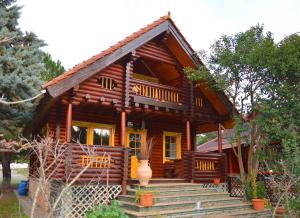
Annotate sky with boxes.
[17,0,300,70]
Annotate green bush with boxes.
[244,180,267,200]
[244,180,253,200]
[86,200,128,218]
[256,181,267,199]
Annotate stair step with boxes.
[123,202,254,218]
[130,179,186,184]
[119,193,234,203]
[128,186,221,195]
[120,199,252,213]
[131,183,209,190]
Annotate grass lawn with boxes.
[0,190,28,218]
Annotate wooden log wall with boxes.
[53,144,130,184]
[183,152,227,183]
[146,119,187,178]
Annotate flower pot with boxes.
[213,178,221,185]
[276,207,285,217]
[137,160,152,186]
[140,193,154,207]
[252,199,265,211]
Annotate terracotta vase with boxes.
[276,207,285,217]
[252,199,265,211]
[140,193,154,207]
[137,160,152,186]
[213,178,221,185]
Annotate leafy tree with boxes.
[185,24,276,183]
[40,53,65,82]
[258,33,300,216]
[0,0,45,186]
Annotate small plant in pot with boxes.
[137,137,154,186]
[213,178,221,185]
[248,176,267,211]
[135,187,155,207]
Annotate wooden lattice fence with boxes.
[227,175,298,202]
[55,183,122,218]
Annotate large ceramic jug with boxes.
[137,160,152,186]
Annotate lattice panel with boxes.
[199,183,228,192]
[59,185,122,218]
[228,176,244,197]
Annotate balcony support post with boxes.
[186,120,191,151]
[66,102,72,143]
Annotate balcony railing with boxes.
[131,78,182,103]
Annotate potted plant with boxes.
[250,178,267,211]
[137,137,154,186]
[135,187,154,207]
[213,178,221,185]
[276,206,286,218]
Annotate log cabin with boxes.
[25,14,237,198]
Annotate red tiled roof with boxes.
[43,14,196,89]
[197,129,249,152]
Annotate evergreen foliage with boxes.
[0,0,45,139]
[40,53,65,82]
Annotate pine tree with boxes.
[41,53,65,82]
[0,0,45,186]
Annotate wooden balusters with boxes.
[132,84,180,103]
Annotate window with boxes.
[98,77,117,90]
[195,97,203,107]
[71,121,115,146]
[163,131,181,163]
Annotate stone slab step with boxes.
[127,187,221,196]
[119,193,236,204]
[123,202,254,218]
[129,178,186,184]
[131,183,209,190]
[120,199,252,213]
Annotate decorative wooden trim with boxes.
[162,131,182,163]
[124,57,133,108]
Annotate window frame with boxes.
[163,131,182,163]
[72,121,115,146]
[126,128,147,156]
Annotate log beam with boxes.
[120,111,126,147]
[66,103,72,142]
[186,120,191,151]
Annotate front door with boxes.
[126,129,147,178]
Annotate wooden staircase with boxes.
[118,183,272,218]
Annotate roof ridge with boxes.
[42,14,171,89]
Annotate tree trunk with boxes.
[1,152,12,188]
[236,139,246,183]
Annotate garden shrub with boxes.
[86,200,128,218]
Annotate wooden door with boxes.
[126,129,147,179]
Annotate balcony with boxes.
[130,78,187,111]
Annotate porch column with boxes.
[120,111,126,147]
[218,123,222,153]
[186,120,191,151]
[66,103,72,143]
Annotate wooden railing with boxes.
[183,151,227,183]
[131,78,183,103]
[53,143,131,186]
